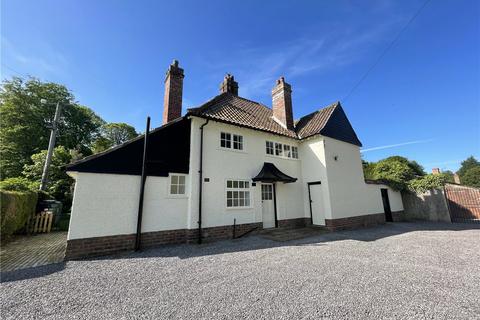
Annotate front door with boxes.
[381,188,393,222]
[308,182,326,226]
[261,184,275,228]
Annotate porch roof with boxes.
[252,162,297,184]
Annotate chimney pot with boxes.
[220,73,238,95]
[432,168,441,175]
[162,59,184,124]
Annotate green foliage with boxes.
[0,77,104,179]
[457,156,480,179]
[23,146,74,209]
[442,170,455,183]
[56,214,71,231]
[461,167,480,188]
[92,123,138,153]
[408,174,449,193]
[371,157,416,191]
[362,160,376,180]
[1,190,38,240]
[0,177,37,192]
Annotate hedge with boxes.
[1,190,38,240]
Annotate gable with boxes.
[319,105,362,147]
[67,118,191,176]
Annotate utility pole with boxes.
[40,101,62,191]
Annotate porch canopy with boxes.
[252,162,297,184]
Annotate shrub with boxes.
[1,190,38,240]
[0,177,37,192]
[56,214,70,231]
[407,174,448,193]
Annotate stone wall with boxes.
[401,189,451,222]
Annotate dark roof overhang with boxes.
[252,162,297,183]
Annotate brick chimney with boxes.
[220,74,238,95]
[271,77,294,129]
[432,168,441,175]
[453,173,461,184]
[162,60,184,124]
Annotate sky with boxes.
[1,0,479,173]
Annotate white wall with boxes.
[188,117,305,229]
[68,172,189,240]
[322,137,403,218]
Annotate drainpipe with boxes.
[135,116,150,251]
[198,119,209,244]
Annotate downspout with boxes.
[198,119,209,244]
[135,116,151,251]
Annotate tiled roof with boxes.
[187,92,362,146]
[187,93,297,138]
[295,102,338,139]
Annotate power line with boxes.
[1,63,25,76]
[342,0,432,102]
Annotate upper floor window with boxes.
[169,174,186,195]
[221,132,243,150]
[266,140,299,159]
[266,141,274,155]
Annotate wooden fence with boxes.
[27,211,54,234]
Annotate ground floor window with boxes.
[169,174,186,195]
[226,180,251,208]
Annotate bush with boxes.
[1,190,38,240]
[56,214,70,231]
[0,177,37,192]
[408,174,448,193]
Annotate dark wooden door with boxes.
[381,189,393,222]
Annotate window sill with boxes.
[265,154,300,161]
[218,147,247,154]
[226,206,254,210]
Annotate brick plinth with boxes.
[391,210,404,222]
[278,217,311,228]
[65,222,262,260]
[325,213,386,231]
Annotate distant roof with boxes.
[187,92,362,146]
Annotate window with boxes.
[266,140,299,160]
[233,134,243,150]
[226,180,251,208]
[220,132,231,148]
[220,132,243,150]
[169,175,186,195]
[292,146,298,159]
[261,184,273,200]
[275,143,283,156]
[266,141,274,155]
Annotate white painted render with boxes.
[67,116,403,241]
[67,172,188,240]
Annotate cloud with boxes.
[361,139,433,152]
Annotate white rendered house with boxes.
[65,61,403,259]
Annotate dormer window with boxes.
[220,132,243,150]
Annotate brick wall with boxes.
[278,217,311,228]
[65,222,261,260]
[444,184,480,222]
[325,213,386,231]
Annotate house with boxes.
[65,60,404,259]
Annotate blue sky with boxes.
[1,0,479,172]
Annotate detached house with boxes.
[65,60,403,259]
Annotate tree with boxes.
[0,77,104,179]
[457,156,480,179]
[92,123,138,153]
[362,160,376,180]
[22,146,74,208]
[461,167,480,188]
[371,157,415,191]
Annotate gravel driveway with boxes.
[1,222,479,319]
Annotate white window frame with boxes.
[266,141,274,155]
[168,174,187,197]
[220,132,244,151]
[267,140,299,160]
[225,179,252,209]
